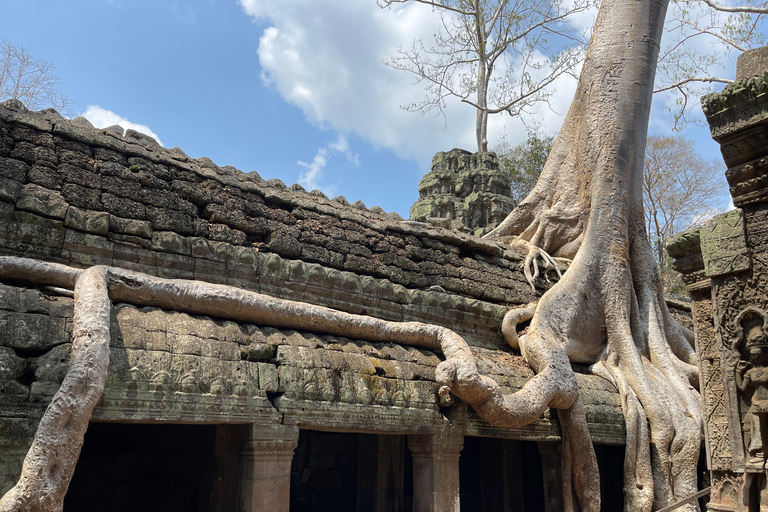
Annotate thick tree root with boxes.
[0,256,588,511]
[0,266,110,512]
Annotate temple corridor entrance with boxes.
[65,423,218,512]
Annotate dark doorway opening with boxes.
[460,436,546,511]
[290,430,360,512]
[594,443,626,511]
[64,422,217,512]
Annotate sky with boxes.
[0,0,755,218]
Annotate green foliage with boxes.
[495,131,554,207]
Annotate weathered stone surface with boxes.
[699,209,751,277]
[0,346,25,380]
[410,149,514,236]
[64,206,109,235]
[0,177,22,204]
[0,312,67,350]
[737,45,768,80]
[16,184,68,219]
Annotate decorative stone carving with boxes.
[732,308,768,471]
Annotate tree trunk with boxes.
[487,0,702,510]
[0,266,111,512]
[475,0,489,152]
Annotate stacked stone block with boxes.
[409,149,515,236]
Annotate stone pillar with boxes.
[679,43,768,511]
[237,423,299,512]
[357,434,405,512]
[408,430,464,512]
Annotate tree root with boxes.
[0,266,110,512]
[501,302,537,352]
[512,236,568,292]
[0,256,590,511]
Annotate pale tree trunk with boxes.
[475,0,489,152]
[487,0,702,511]
[0,265,110,512]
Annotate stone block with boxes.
[29,381,61,404]
[155,252,195,279]
[0,312,67,350]
[218,321,249,344]
[146,206,194,235]
[31,344,70,383]
[112,243,157,274]
[258,363,279,393]
[0,177,22,204]
[150,231,191,255]
[0,157,29,182]
[16,183,68,219]
[165,311,220,339]
[63,230,114,267]
[219,340,242,361]
[193,258,229,285]
[61,183,101,210]
[64,206,109,235]
[101,192,146,220]
[0,346,25,380]
[0,286,20,312]
[209,223,246,245]
[109,215,153,238]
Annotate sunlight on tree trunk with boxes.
[486,0,702,509]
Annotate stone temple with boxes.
[0,100,628,511]
[4,47,768,511]
[409,149,515,236]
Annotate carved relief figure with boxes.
[734,308,768,470]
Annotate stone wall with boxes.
[0,100,547,351]
[0,100,628,502]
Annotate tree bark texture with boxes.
[488,0,702,510]
[0,265,110,512]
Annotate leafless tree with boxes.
[0,40,68,113]
[643,135,725,292]
[378,0,593,151]
[656,0,768,127]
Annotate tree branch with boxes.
[654,76,733,93]
[699,0,768,14]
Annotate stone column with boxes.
[237,423,299,512]
[692,43,768,512]
[408,430,464,512]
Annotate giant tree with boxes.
[484,0,703,510]
[378,0,592,151]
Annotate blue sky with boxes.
[0,0,748,217]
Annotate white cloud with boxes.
[297,134,358,196]
[81,105,163,146]
[239,0,591,170]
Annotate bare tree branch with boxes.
[381,0,591,151]
[699,0,768,14]
[0,40,69,113]
[654,76,733,93]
